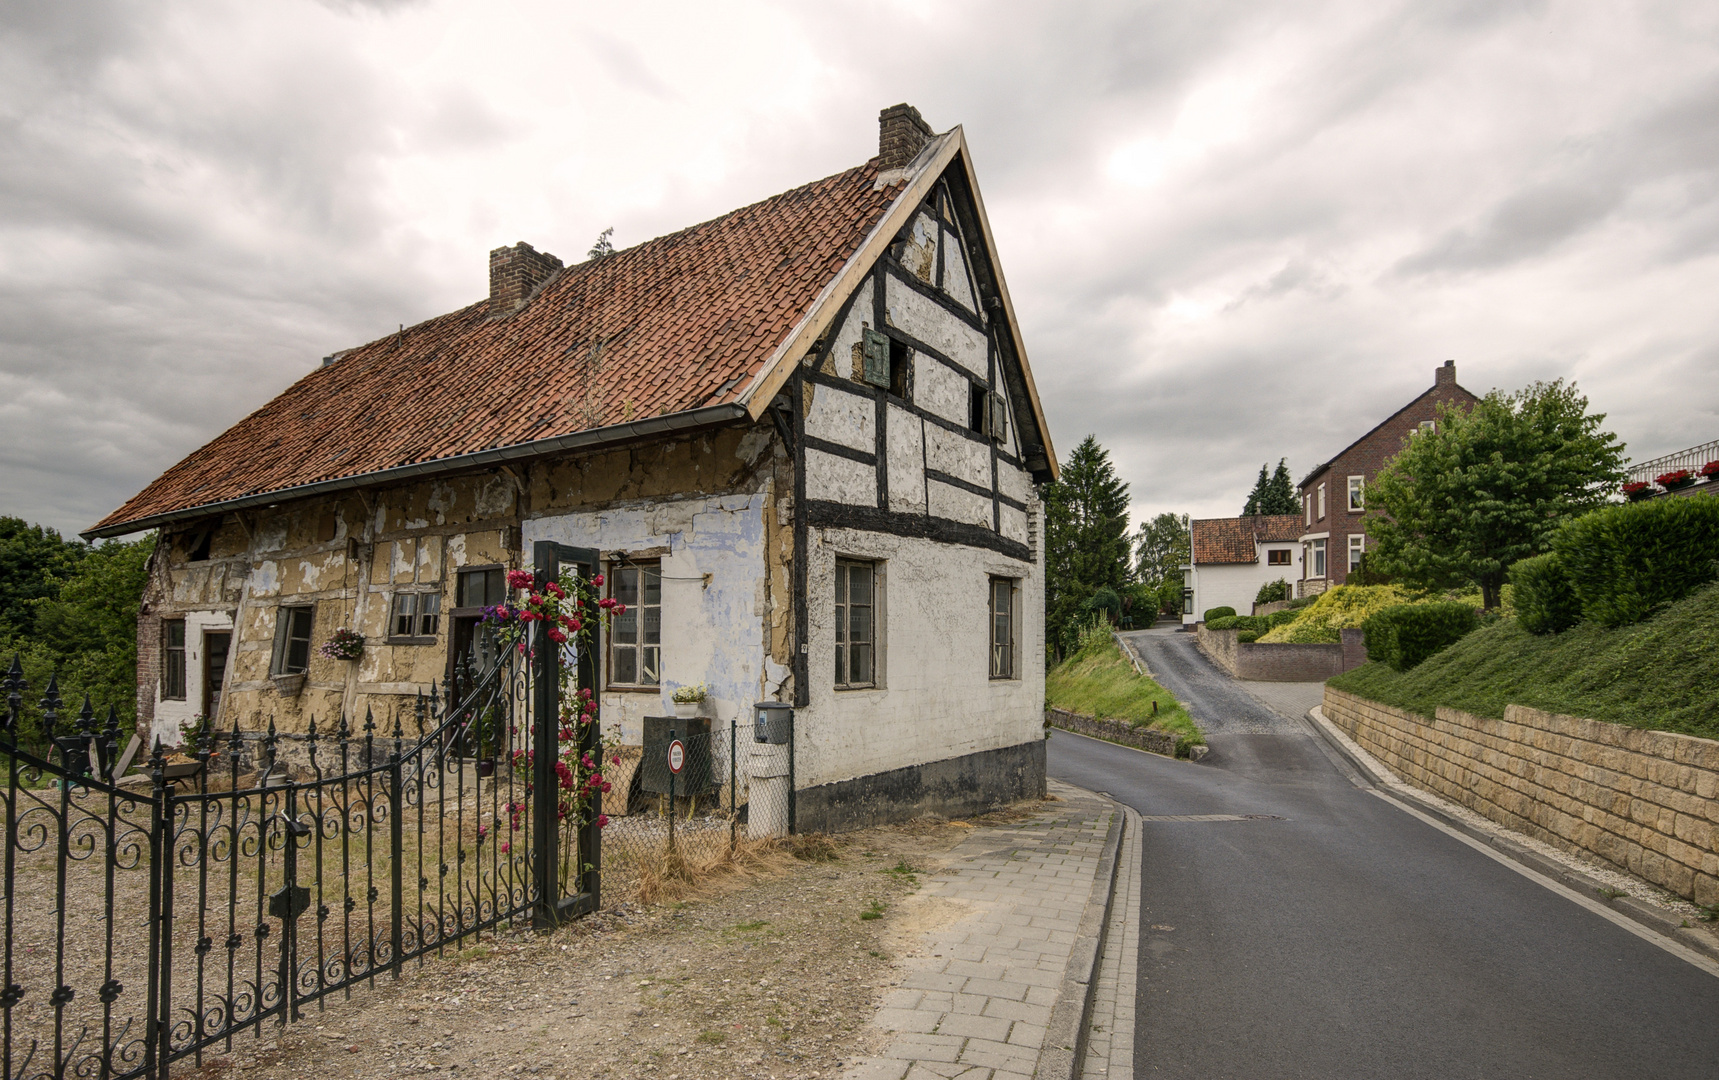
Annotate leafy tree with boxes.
[1043,436,1133,658]
[0,517,86,641]
[1242,459,1298,515]
[1134,512,1190,588]
[1366,380,1624,609]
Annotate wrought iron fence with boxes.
[0,541,601,1080]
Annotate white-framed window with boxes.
[1419,420,1436,433]
[608,562,662,688]
[1317,483,1327,520]
[271,605,314,675]
[1348,534,1365,572]
[1267,549,1292,566]
[989,577,1017,680]
[1310,539,1327,579]
[1347,475,1364,513]
[390,592,442,640]
[835,559,877,689]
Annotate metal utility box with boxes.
[754,701,793,745]
[640,715,712,796]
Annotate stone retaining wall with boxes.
[1323,686,1719,906]
[1196,624,1367,682]
[1045,708,1178,756]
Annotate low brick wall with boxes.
[1045,708,1178,756]
[1196,624,1367,682]
[1323,686,1719,906]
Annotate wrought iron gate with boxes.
[0,542,600,1080]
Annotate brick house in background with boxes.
[1180,515,1302,627]
[88,104,1059,832]
[1296,361,1479,595]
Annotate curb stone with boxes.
[1034,793,1126,1080]
[1305,706,1719,966]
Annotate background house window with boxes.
[391,592,442,640]
[1419,420,1436,433]
[271,606,314,675]
[1304,494,1312,526]
[1347,476,1365,512]
[989,577,1016,679]
[1349,534,1366,572]
[162,621,186,699]
[835,560,876,689]
[1267,549,1292,566]
[456,567,505,609]
[1317,483,1327,520]
[609,563,662,687]
[1311,539,1327,578]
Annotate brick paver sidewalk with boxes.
[843,781,1123,1080]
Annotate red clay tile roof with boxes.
[94,161,905,534]
[1191,515,1302,564]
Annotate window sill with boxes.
[834,684,880,693]
[988,676,1019,682]
[387,637,439,646]
[605,685,662,694]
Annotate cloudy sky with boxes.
[3,0,1717,539]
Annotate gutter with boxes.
[82,403,751,541]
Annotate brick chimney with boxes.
[488,242,563,317]
[1435,359,1456,387]
[878,103,934,170]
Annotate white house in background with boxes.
[94,103,1057,833]
[1181,515,1303,626]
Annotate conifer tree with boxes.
[1043,435,1133,657]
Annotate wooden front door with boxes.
[202,630,231,723]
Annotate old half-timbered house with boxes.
[87,104,1057,832]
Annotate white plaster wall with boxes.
[806,447,878,506]
[151,610,236,747]
[524,491,769,747]
[928,481,993,528]
[799,526,1043,789]
[885,276,986,378]
[914,354,969,429]
[924,424,992,488]
[827,278,874,376]
[998,454,1033,508]
[886,406,927,514]
[999,503,1028,546]
[804,381,873,452]
[942,234,976,312]
[899,211,939,283]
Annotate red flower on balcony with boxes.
[1701,460,1719,479]
[1656,469,1695,488]
[1622,481,1650,500]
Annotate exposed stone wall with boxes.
[1323,686,1719,906]
[1196,624,1365,682]
[1044,708,1177,756]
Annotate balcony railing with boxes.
[1627,438,1719,486]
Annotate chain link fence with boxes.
[600,718,795,902]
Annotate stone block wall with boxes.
[1323,686,1719,906]
[1045,708,1177,756]
[1196,625,1366,682]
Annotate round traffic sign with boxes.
[667,739,685,775]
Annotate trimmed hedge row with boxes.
[1363,602,1480,671]
[1207,610,1300,639]
[1203,606,1237,623]
[1509,495,1719,633]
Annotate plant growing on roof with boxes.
[318,627,364,661]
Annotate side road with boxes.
[845,780,1126,1080]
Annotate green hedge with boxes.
[1363,602,1481,671]
[1554,496,1719,628]
[1206,615,1239,630]
[1203,606,1236,623]
[1511,552,1583,635]
[1255,579,1291,605]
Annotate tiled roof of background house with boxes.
[93,160,904,535]
[1191,515,1302,564]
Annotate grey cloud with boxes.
[1395,178,1625,274]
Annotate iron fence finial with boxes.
[3,653,23,733]
[40,673,62,741]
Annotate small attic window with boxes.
[889,339,911,400]
[186,529,213,562]
[969,383,987,432]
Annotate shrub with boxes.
[1267,609,1300,629]
[1363,602,1480,671]
[1510,553,1582,635]
[1202,605,1236,623]
[1205,615,1240,631]
[1554,496,1719,627]
[1258,585,1415,644]
[1255,578,1291,605]
[1237,630,1262,643]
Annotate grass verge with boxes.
[1046,624,1203,751]
[1327,581,1719,740]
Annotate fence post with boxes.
[729,718,737,853]
[531,541,560,929]
[146,743,170,1079]
[787,719,796,836]
[280,782,299,1024]
[667,728,676,854]
[389,751,403,977]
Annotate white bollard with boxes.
[746,742,792,840]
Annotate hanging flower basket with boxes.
[1622,481,1652,502]
[318,627,365,662]
[1656,469,1696,492]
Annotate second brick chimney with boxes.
[878,104,934,170]
[489,242,563,318]
[1435,359,1456,387]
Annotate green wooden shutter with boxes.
[862,329,891,389]
[988,392,1007,443]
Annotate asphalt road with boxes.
[1048,625,1719,1080]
